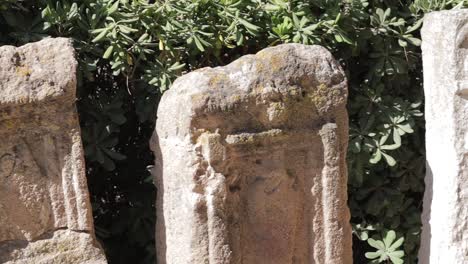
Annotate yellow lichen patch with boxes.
[269,102,284,111]
[16,66,32,77]
[255,61,265,73]
[287,86,301,97]
[330,87,345,104]
[308,83,329,109]
[191,93,208,105]
[2,119,15,129]
[256,52,283,73]
[269,54,283,72]
[35,241,53,254]
[267,102,287,122]
[208,73,229,87]
[55,239,74,253]
[229,94,242,102]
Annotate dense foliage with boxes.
[1,0,466,263]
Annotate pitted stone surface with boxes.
[420,9,468,264]
[152,44,352,264]
[0,38,106,263]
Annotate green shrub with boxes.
[1,0,466,263]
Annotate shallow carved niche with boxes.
[153,44,352,264]
[457,23,468,80]
[0,38,106,263]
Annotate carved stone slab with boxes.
[420,10,468,263]
[152,44,352,264]
[0,38,106,263]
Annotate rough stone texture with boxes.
[152,44,352,264]
[0,38,106,263]
[420,10,468,263]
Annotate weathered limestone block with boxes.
[0,38,106,263]
[152,44,352,264]
[420,10,468,263]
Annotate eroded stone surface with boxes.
[0,230,105,264]
[420,9,468,263]
[0,38,106,263]
[152,44,352,264]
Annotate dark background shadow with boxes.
[151,132,166,264]
[418,163,432,263]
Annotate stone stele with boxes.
[419,10,468,263]
[152,44,352,264]
[0,38,106,263]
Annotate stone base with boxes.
[0,230,106,264]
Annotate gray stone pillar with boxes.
[152,44,352,264]
[420,10,468,263]
[0,38,106,263]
